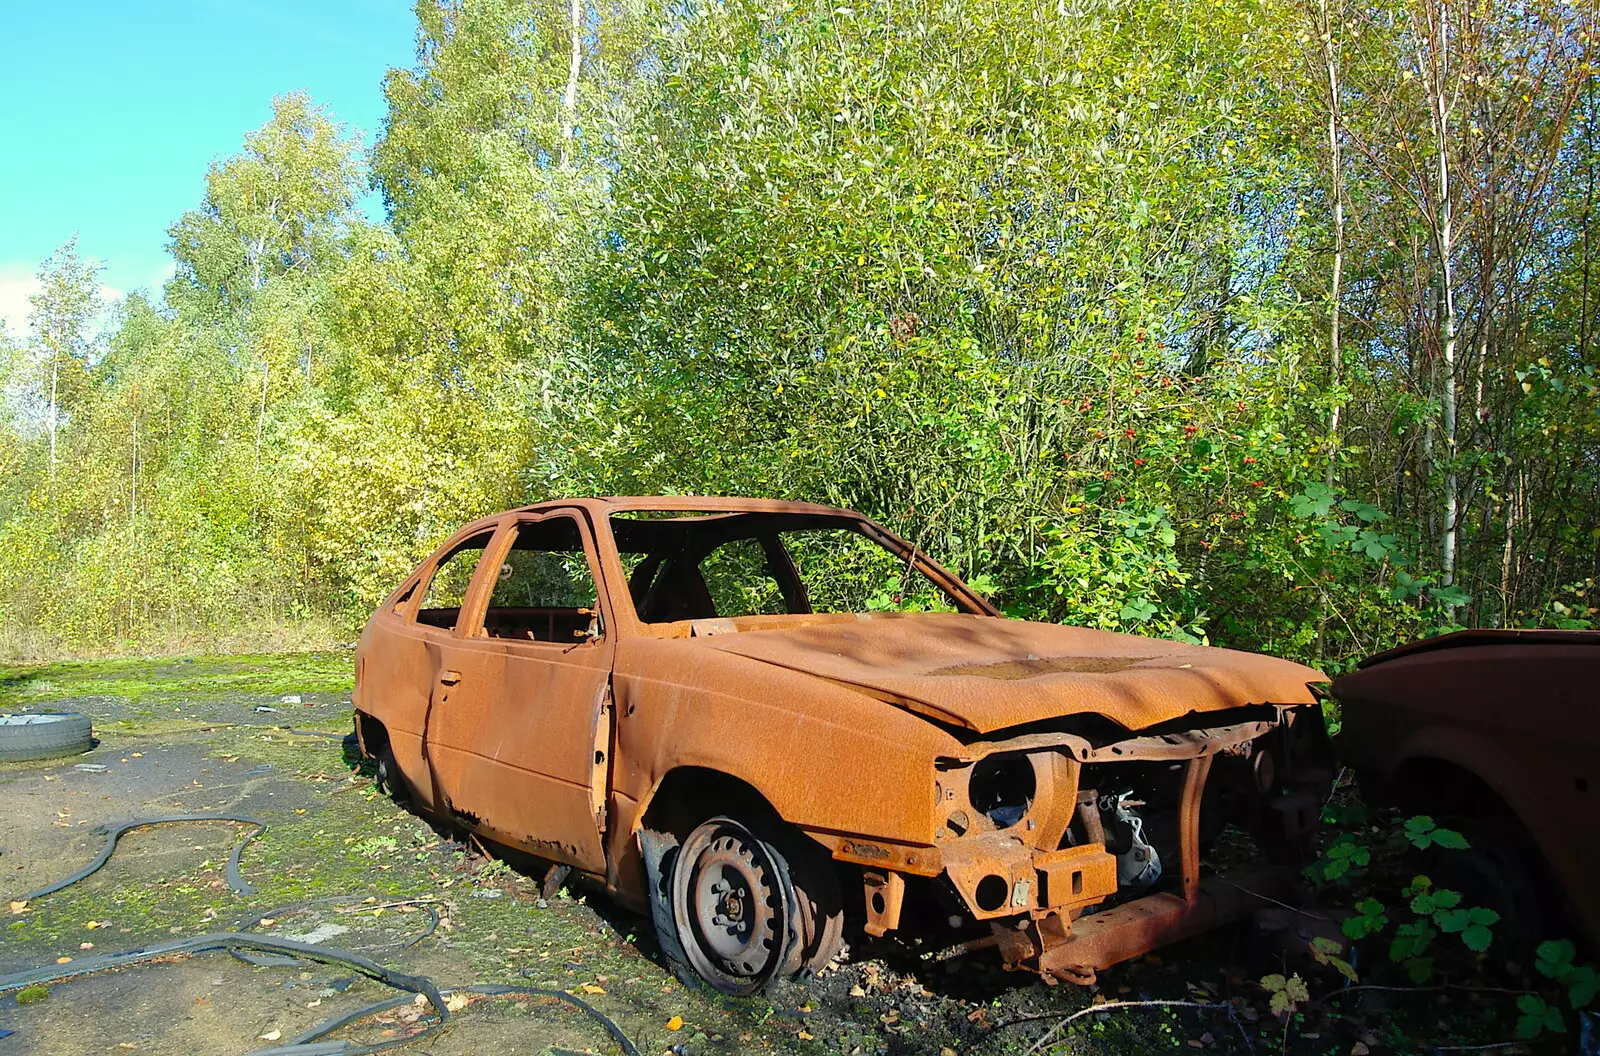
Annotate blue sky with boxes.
[0,0,418,336]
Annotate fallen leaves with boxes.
[9,901,27,915]
[578,983,606,995]
[666,1016,684,1031]
[258,1030,282,1042]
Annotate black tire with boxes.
[0,713,94,762]
[771,830,845,978]
[374,742,409,802]
[1417,812,1566,968]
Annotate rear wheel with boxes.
[1418,812,1563,967]
[373,742,408,802]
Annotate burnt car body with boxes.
[353,497,1332,992]
[1333,629,1600,951]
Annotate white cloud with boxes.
[0,260,171,343]
[0,266,40,342]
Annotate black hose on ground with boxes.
[246,983,642,1056]
[20,813,266,900]
[0,933,640,1056]
[0,932,446,1026]
[7,768,639,1053]
[478,984,641,1056]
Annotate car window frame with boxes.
[478,509,615,649]
[406,518,512,638]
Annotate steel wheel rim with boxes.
[672,818,792,993]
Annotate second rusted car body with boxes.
[1333,629,1600,952]
[354,497,1332,991]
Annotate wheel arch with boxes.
[637,765,787,840]
[1375,728,1592,941]
[354,710,389,760]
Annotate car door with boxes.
[411,521,512,825]
[421,510,617,874]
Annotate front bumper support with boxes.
[1032,865,1292,983]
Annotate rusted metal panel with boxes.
[862,871,906,937]
[1036,845,1120,911]
[354,496,1333,986]
[1333,629,1600,950]
[693,617,1322,734]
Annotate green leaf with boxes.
[1567,966,1599,1009]
[1461,924,1494,952]
[1536,940,1577,978]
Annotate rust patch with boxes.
[932,655,1157,679]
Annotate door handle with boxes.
[439,669,462,686]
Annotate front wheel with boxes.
[664,816,843,994]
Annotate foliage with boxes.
[1303,804,1600,1041]
[0,0,1596,656]
[1311,814,1498,982]
[1516,941,1600,1039]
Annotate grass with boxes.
[0,650,354,710]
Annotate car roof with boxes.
[1354,627,1600,669]
[516,496,867,518]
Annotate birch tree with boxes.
[27,237,100,487]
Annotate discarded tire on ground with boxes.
[0,713,93,762]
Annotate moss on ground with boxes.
[0,650,353,710]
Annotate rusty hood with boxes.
[691,613,1323,734]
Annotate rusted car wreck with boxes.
[1334,629,1600,953]
[353,498,1332,992]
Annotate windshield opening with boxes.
[607,512,974,623]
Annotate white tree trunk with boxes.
[48,357,59,485]
[1421,0,1460,587]
[1320,0,1345,486]
[563,0,583,167]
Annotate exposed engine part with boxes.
[1101,791,1162,888]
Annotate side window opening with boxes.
[417,532,494,631]
[390,580,418,617]
[610,512,965,624]
[484,517,602,643]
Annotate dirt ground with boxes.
[0,653,1523,1055]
